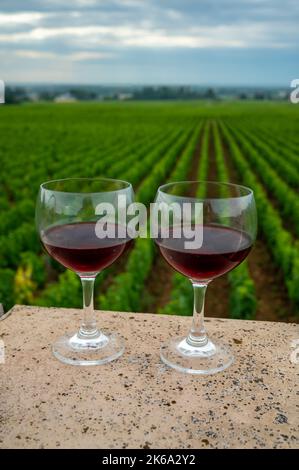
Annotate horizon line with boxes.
[6,81,289,89]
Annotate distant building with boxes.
[117,93,133,101]
[54,92,77,103]
[276,90,288,100]
[27,92,39,102]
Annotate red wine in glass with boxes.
[154,180,257,375]
[157,224,252,281]
[42,222,129,274]
[36,177,134,367]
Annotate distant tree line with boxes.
[132,86,218,100]
[2,85,289,104]
[4,87,29,104]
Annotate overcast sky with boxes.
[0,0,298,86]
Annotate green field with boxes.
[0,101,298,322]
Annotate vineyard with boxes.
[0,101,298,322]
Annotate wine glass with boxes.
[36,178,134,366]
[154,181,257,375]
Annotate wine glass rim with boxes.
[40,177,132,194]
[158,180,253,199]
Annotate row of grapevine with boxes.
[98,122,202,312]
[253,128,299,172]
[89,127,172,180]
[212,120,257,320]
[230,122,299,189]
[159,121,210,315]
[0,116,161,202]
[196,120,210,197]
[135,123,197,206]
[227,124,299,237]
[220,122,299,308]
[2,119,171,221]
[237,121,299,171]
[0,129,167,238]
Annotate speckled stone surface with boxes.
[0,305,298,449]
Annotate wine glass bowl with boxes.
[154,181,257,375]
[36,177,134,366]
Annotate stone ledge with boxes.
[0,305,298,449]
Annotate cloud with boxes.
[0,22,296,49]
[11,49,115,61]
[0,12,49,26]
[0,1,297,50]
[0,0,298,84]
[69,51,116,61]
[13,49,57,59]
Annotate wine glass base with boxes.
[52,330,125,366]
[160,335,234,375]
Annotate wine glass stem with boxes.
[187,281,209,347]
[78,276,99,339]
